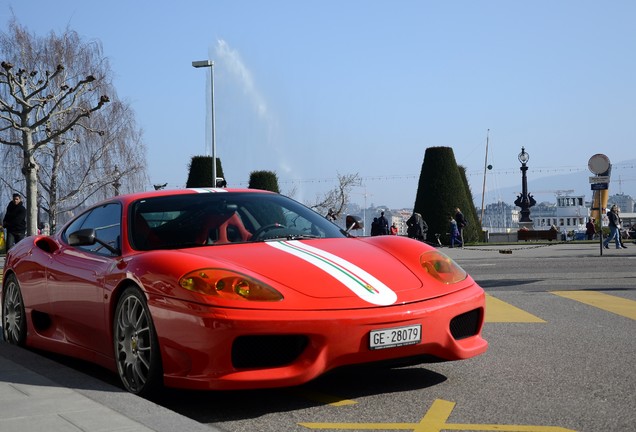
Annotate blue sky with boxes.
[2,1,635,209]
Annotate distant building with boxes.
[608,193,635,213]
[531,195,588,232]
[479,201,519,233]
[478,193,589,233]
[347,193,633,237]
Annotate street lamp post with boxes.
[112,165,121,196]
[192,59,217,186]
[514,146,535,229]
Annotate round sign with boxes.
[588,154,610,175]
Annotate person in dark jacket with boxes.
[449,215,462,248]
[585,218,596,240]
[370,218,380,236]
[377,211,389,235]
[603,205,623,249]
[454,207,467,247]
[2,193,27,250]
[406,212,428,241]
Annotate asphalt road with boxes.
[5,241,636,432]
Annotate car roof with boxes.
[109,187,274,205]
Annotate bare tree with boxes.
[0,19,146,234]
[38,99,147,232]
[310,173,361,219]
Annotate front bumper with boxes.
[148,283,487,390]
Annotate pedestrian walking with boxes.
[454,208,467,247]
[603,205,623,249]
[449,215,462,248]
[585,218,596,240]
[617,208,628,249]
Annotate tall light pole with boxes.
[192,59,217,186]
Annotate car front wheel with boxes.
[2,274,27,345]
[113,286,162,396]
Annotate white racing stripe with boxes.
[267,240,398,306]
[191,188,228,193]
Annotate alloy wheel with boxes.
[114,288,160,395]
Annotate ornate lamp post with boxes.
[514,146,535,228]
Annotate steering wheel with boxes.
[251,223,287,241]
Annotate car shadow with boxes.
[1,335,448,424]
[150,365,448,423]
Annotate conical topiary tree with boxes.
[185,156,225,188]
[248,170,280,193]
[248,170,283,226]
[412,147,480,245]
[457,165,482,242]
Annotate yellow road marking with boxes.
[551,290,636,320]
[417,399,454,431]
[299,398,576,431]
[485,294,545,323]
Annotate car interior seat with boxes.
[133,214,163,250]
[198,212,252,244]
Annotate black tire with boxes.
[2,274,27,345]
[113,286,162,396]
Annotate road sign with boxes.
[591,183,609,190]
[588,154,611,175]
[589,176,610,183]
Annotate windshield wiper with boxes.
[257,234,320,242]
[286,234,320,240]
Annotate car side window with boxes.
[63,212,90,241]
[67,203,122,256]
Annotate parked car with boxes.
[2,188,487,395]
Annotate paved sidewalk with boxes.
[0,342,219,432]
[1,256,219,432]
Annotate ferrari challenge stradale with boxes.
[2,188,487,396]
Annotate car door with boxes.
[46,202,122,357]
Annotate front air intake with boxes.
[450,308,482,340]
[232,335,309,369]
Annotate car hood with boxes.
[174,237,474,309]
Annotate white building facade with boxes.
[531,195,589,232]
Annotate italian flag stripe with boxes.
[267,240,397,306]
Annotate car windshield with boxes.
[129,192,347,250]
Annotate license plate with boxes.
[369,324,421,350]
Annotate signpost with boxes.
[588,154,611,256]
[589,176,610,184]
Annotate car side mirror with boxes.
[68,228,120,255]
[68,228,97,246]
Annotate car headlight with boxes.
[180,269,283,301]
[419,250,467,284]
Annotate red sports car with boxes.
[2,188,487,396]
